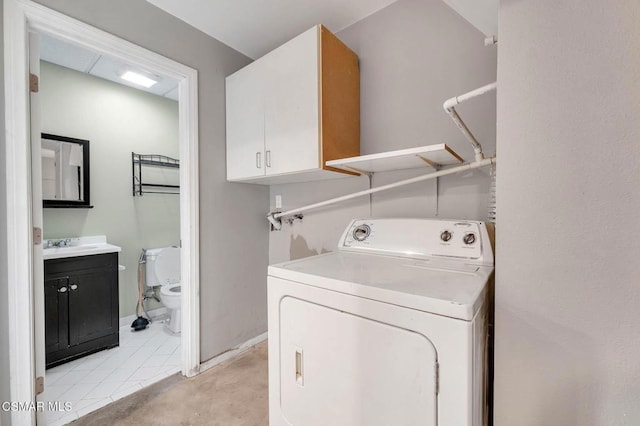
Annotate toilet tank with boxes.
[144,248,163,287]
[145,246,180,287]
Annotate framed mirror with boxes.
[41,133,92,208]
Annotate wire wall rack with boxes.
[132,152,180,196]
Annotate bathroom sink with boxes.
[43,236,121,260]
[56,245,99,251]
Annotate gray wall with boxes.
[270,0,497,262]
[0,2,9,423]
[28,0,269,362]
[41,61,180,318]
[495,0,640,424]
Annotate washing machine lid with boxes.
[155,247,181,285]
[268,251,493,321]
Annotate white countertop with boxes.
[43,235,121,260]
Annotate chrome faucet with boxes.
[46,238,72,248]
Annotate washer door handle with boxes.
[295,347,304,386]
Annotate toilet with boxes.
[145,246,181,333]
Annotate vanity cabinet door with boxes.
[68,268,118,346]
[44,276,69,354]
[44,252,119,368]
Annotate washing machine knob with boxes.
[440,230,452,242]
[353,224,371,241]
[463,233,476,245]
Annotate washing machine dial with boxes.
[463,233,476,245]
[440,230,452,242]
[352,224,371,242]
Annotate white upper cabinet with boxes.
[225,25,360,185]
[226,60,266,180]
[262,28,319,176]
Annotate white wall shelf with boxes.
[325,144,464,175]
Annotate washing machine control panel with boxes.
[339,218,492,264]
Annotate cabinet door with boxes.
[264,26,320,175]
[226,60,266,180]
[68,268,118,346]
[45,277,69,354]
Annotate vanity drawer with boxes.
[45,252,117,275]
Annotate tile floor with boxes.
[42,321,181,426]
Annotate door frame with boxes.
[4,0,201,423]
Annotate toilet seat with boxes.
[160,284,181,296]
[150,246,182,333]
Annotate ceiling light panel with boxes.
[90,56,178,98]
[121,71,158,88]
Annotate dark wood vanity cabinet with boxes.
[45,252,119,368]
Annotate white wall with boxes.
[40,61,180,318]
[28,0,269,364]
[270,0,497,262]
[495,0,640,424]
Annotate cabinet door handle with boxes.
[266,150,271,168]
[256,152,261,169]
[70,284,78,291]
[58,286,68,293]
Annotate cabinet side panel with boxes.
[320,26,360,173]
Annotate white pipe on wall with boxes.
[484,36,498,46]
[271,157,496,221]
[444,82,497,108]
[443,82,497,162]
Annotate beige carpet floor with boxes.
[72,341,268,426]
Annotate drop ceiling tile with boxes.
[163,86,179,101]
[40,33,179,101]
[40,34,100,73]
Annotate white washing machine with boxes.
[268,218,494,426]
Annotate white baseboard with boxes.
[119,307,168,328]
[199,332,268,373]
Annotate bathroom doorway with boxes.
[4,1,200,424]
[35,32,186,424]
